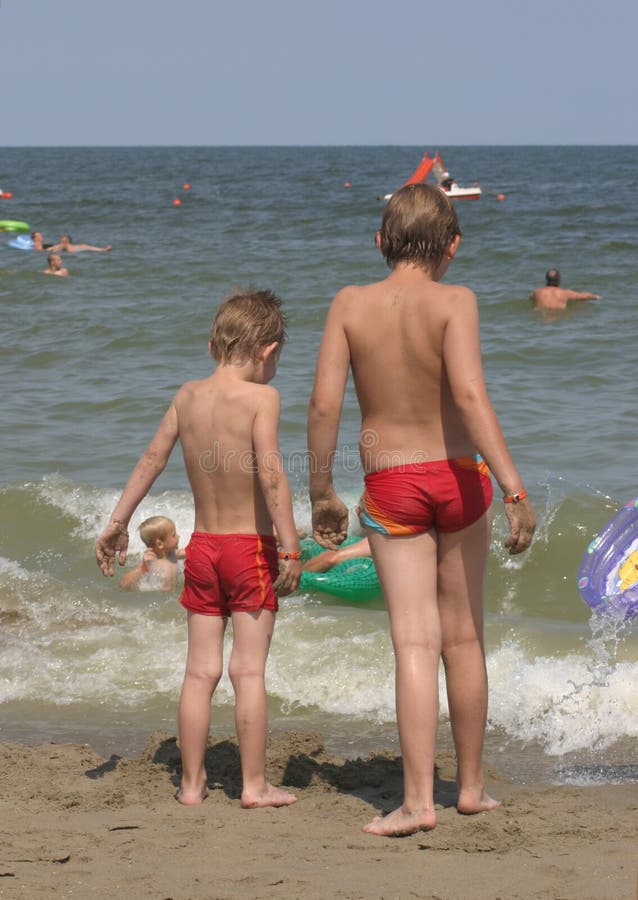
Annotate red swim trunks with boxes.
[179,533,279,617]
[361,456,493,536]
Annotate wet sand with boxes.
[1,731,636,899]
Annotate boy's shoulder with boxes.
[250,382,280,405]
[328,283,377,319]
[174,376,279,415]
[332,278,476,309]
[174,375,206,394]
[436,281,476,303]
[332,282,371,304]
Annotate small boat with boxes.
[382,151,481,201]
[432,152,482,200]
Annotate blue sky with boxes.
[1,0,636,146]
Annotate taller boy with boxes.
[96,288,300,808]
[308,184,535,836]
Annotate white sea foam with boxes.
[3,545,636,759]
[2,477,637,759]
[487,639,638,754]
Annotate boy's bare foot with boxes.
[363,805,436,837]
[241,783,297,809]
[174,784,209,806]
[457,786,501,815]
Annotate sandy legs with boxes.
[363,514,498,836]
[177,609,296,809]
[177,612,226,805]
[228,610,296,808]
[438,514,500,816]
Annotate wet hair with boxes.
[545,268,561,287]
[138,515,175,547]
[210,287,287,365]
[378,183,462,270]
[47,252,59,265]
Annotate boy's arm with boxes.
[253,387,301,596]
[307,291,351,548]
[95,402,179,576]
[442,289,535,555]
[118,562,145,591]
[303,537,371,573]
[119,548,156,590]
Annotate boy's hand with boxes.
[503,499,536,555]
[95,521,129,576]
[311,496,349,549]
[143,548,158,566]
[273,559,302,596]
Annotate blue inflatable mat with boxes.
[8,234,34,250]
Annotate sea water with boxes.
[1,145,636,783]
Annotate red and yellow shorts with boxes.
[361,456,493,536]
[179,532,279,617]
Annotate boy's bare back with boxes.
[173,370,279,535]
[320,265,483,473]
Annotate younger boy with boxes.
[43,253,69,276]
[96,288,301,809]
[118,515,185,592]
[308,184,535,836]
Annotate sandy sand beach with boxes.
[1,731,636,900]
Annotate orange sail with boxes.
[403,152,434,186]
[431,152,448,185]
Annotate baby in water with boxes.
[119,515,185,591]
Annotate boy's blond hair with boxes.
[378,183,462,271]
[138,515,174,547]
[210,287,287,365]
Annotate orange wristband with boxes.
[277,549,302,561]
[503,489,527,504]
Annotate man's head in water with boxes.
[545,268,561,287]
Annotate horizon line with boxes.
[1,142,637,150]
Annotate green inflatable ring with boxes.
[300,536,382,602]
[0,220,30,233]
